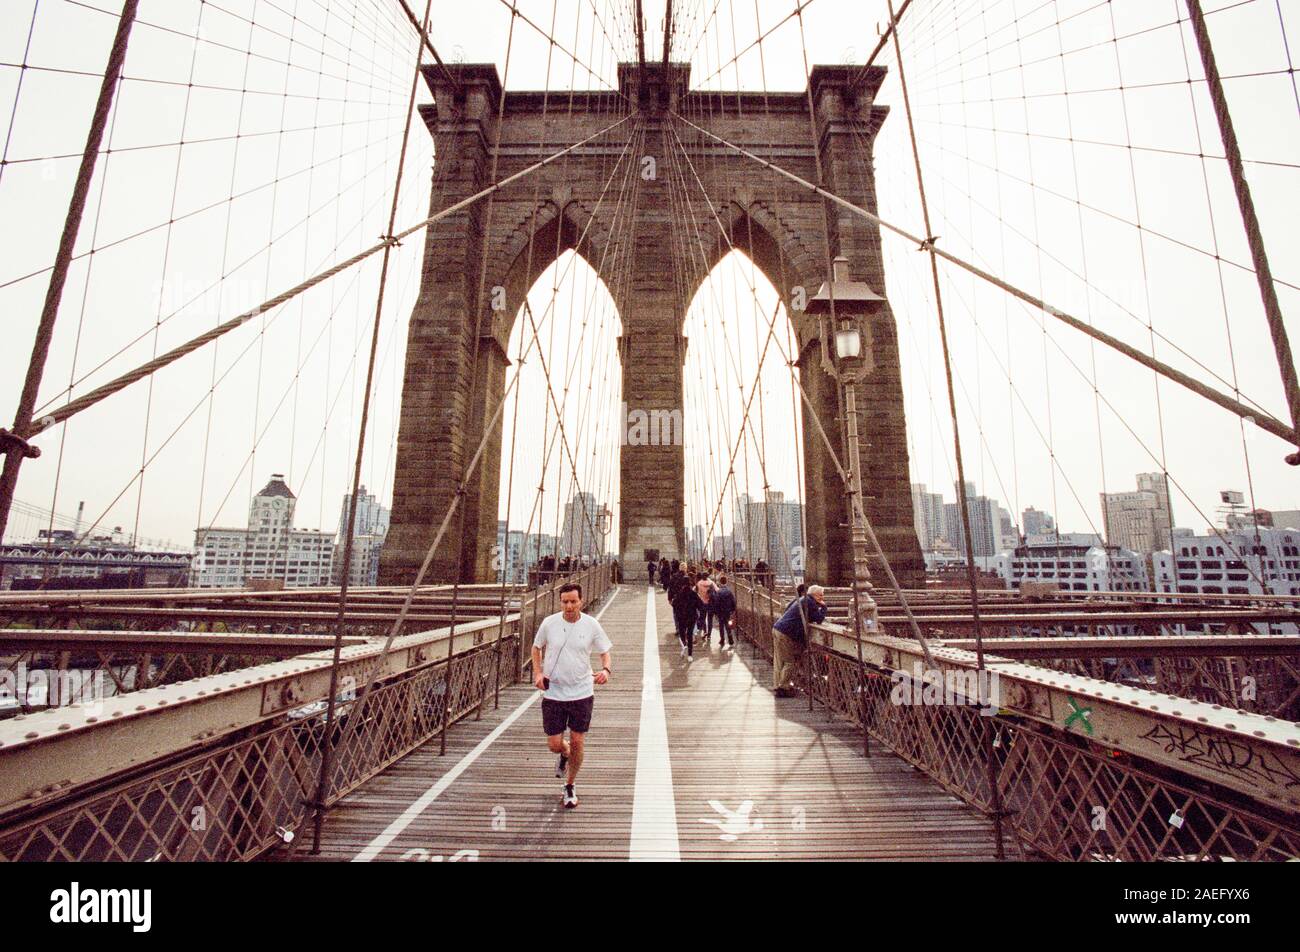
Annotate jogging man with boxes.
[531,582,612,809]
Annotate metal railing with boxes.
[0,567,609,861]
[732,578,1300,861]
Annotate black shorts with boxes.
[541,695,594,736]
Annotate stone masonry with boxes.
[378,62,924,588]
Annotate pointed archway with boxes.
[381,62,922,588]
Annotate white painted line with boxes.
[353,585,621,862]
[629,584,680,861]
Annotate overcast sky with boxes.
[0,0,1295,557]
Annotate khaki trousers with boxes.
[772,628,802,690]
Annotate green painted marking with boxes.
[1064,696,1094,735]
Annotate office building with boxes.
[999,538,1148,593]
[910,483,946,552]
[1150,526,1300,633]
[333,485,390,587]
[560,492,611,559]
[1101,473,1173,554]
[1022,507,1055,538]
[192,475,334,588]
[945,482,998,558]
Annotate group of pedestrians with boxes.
[659,560,737,660]
[648,556,773,590]
[645,557,828,679]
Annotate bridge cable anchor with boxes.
[379,234,402,248]
[917,235,940,252]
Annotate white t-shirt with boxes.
[533,611,613,701]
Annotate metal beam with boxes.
[735,577,1300,810]
[0,606,490,627]
[875,609,1300,627]
[0,612,510,814]
[0,630,368,655]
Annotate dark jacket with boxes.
[671,585,703,624]
[712,585,737,616]
[666,572,689,603]
[773,595,827,642]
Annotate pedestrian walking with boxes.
[712,574,737,650]
[670,572,703,661]
[694,572,717,644]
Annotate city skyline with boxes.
[911,472,1300,562]
[2,2,1296,573]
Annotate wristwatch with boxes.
[602,666,612,675]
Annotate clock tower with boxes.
[249,474,297,533]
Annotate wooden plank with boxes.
[289,586,998,861]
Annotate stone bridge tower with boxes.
[378,61,924,589]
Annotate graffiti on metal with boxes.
[1140,722,1300,791]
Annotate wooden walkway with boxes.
[292,585,999,861]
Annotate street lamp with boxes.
[807,256,882,636]
[834,323,863,361]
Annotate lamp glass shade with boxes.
[834,326,862,360]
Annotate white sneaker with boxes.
[563,784,578,809]
[686,654,694,663]
[680,644,687,658]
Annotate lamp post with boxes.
[808,257,882,625]
[808,257,883,752]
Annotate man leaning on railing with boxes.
[771,584,828,698]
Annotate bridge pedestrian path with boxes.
[294,585,999,861]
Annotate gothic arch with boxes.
[682,201,831,350]
[687,201,820,295]
[380,61,923,588]
[485,198,622,352]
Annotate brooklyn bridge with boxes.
[0,0,1297,867]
